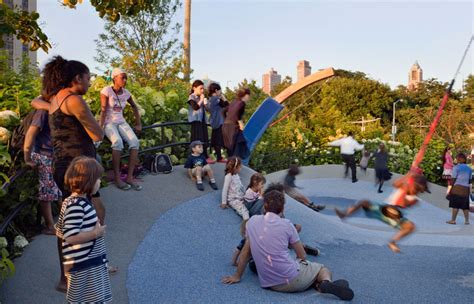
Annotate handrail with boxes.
[0,167,30,236]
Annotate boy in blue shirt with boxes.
[185,140,218,191]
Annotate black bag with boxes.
[145,153,173,174]
[10,110,37,154]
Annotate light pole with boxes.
[392,99,403,142]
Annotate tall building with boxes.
[408,61,423,91]
[297,60,311,81]
[1,0,38,71]
[262,68,281,94]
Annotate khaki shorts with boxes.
[191,164,211,176]
[271,259,323,293]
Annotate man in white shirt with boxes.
[328,131,364,183]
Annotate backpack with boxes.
[10,110,37,155]
[144,153,173,174]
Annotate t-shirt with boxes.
[244,188,261,203]
[452,164,472,187]
[184,154,207,169]
[246,212,300,288]
[207,96,228,129]
[283,174,297,188]
[100,86,131,125]
[30,110,53,156]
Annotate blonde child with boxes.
[221,157,249,220]
[55,156,111,303]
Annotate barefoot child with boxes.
[55,156,111,303]
[221,157,249,220]
[284,165,325,212]
[184,140,218,191]
[335,171,430,253]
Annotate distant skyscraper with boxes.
[297,60,311,81]
[408,61,423,91]
[1,0,38,71]
[262,68,281,94]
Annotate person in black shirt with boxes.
[184,141,218,191]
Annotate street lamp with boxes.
[392,99,403,142]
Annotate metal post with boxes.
[392,99,402,141]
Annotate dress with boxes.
[222,99,245,154]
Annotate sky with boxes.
[37,0,473,90]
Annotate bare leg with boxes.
[91,196,106,225]
[40,200,55,234]
[447,208,459,224]
[56,236,66,292]
[463,209,470,224]
[112,150,127,187]
[388,220,415,253]
[204,165,214,180]
[126,148,139,185]
[195,167,203,182]
[336,200,371,219]
[314,267,332,288]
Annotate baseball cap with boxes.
[190,140,204,149]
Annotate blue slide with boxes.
[242,97,284,163]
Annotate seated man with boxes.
[222,190,354,301]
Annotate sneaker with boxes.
[206,158,216,164]
[303,244,320,256]
[309,202,325,212]
[319,280,354,301]
[209,181,218,190]
[333,279,350,288]
[352,179,358,183]
[378,190,383,193]
[196,182,204,191]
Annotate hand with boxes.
[94,221,106,238]
[135,124,142,134]
[220,203,228,209]
[221,274,240,285]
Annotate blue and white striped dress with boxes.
[56,196,112,303]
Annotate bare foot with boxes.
[108,265,119,275]
[388,241,401,253]
[446,220,456,225]
[55,281,67,293]
[335,208,346,219]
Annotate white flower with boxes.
[312,147,316,151]
[14,235,28,250]
[179,108,188,116]
[0,237,7,249]
[362,139,367,143]
[0,127,11,144]
[0,110,19,120]
[294,159,299,163]
[390,148,396,154]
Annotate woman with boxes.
[100,68,142,190]
[188,80,212,162]
[446,153,472,225]
[222,88,251,157]
[206,82,229,163]
[31,56,105,292]
[441,146,454,186]
[374,143,391,193]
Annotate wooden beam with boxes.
[274,67,335,103]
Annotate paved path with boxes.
[2,165,473,303]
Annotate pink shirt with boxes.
[246,212,299,288]
[443,152,453,170]
[100,86,131,125]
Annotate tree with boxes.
[95,0,182,88]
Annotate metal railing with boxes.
[0,167,29,235]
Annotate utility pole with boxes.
[392,99,403,141]
[183,0,191,82]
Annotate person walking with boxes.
[441,146,454,186]
[328,131,364,183]
[374,143,391,193]
[222,88,251,158]
[446,153,472,225]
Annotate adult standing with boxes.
[374,143,391,193]
[222,88,250,158]
[100,68,142,191]
[328,131,364,183]
[31,56,105,292]
[206,82,229,163]
[441,146,454,186]
[188,80,214,163]
[446,153,472,225]
[222,190,354,301]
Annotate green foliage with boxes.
[0,242,15,283]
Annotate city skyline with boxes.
[36,1,473,90]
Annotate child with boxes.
[184,140,218,191]
[55,156,111,303]
[335,170,430,253]
[359,150,371,174]
[284,164,325,212]
[221,157,249,220]
[374,143,391,193]
[206,83,229,163]
[243,173,266,217]
[100,68,142,191]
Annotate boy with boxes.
[184,140,218,191]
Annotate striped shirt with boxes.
[56,196,107,271]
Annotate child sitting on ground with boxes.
[335,170,430,253]
[284,164,325,212]
[184,140,218,191]
[55,156,111,303]
[243,173,266,217]
[221,157,249,220]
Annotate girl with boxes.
[374,143,391,193]
[188,80,212,162]
[221,157,249,220]
[359,150,371,174]
[56,156,111,303]
[100,68,142,191]
[206,82,229,163]
[222,88,251,157]
[441,146,454,186]
[446,153,472,225]
[283,164,325,212]
[243,173,266,217]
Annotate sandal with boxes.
[108,265,119,275]
[446,220,456,225]
[116,183,131,191]
[128,183,143,191]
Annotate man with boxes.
[222,190,354,301]
[328,131,364,183]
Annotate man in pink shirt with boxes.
[222,190,354,301]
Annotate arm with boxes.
[23,126,40,167]
[99,93,108,129]
[328,138,343,146]
[66,96,104,142]
[127,96,142,133]
[354,141,364,151]
[231,249,241,266]
[221,174,231,208]
[65,221,106,245]
[31,97,50,111]
[222,239,251,284]
[290,240,307,261]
